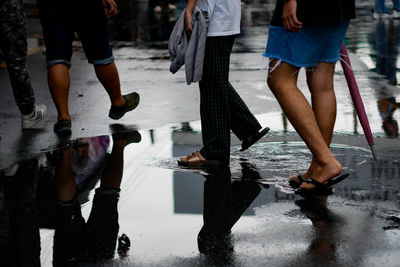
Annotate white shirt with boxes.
[196,0,241,37]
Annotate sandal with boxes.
[294,173,349,196]
[240,127,270,152]
[289,174,305,188]
[177,151,223,168]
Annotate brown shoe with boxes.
[240,127,270,152]
[177,151,223,168]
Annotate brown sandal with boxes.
[177,151,223,168]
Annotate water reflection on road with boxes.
[2,1,399,266]
[1,123,399,266]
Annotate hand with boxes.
[282,0,302,32]
[102,0,118,19]
[185,11,193,36]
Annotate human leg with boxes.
[0,0,35,115]
[94,62,140,120]
[48,64,71,121]
[37,0,75,134]
[76,0,139,119]
[94,62,125,107]
[179,37,233,166]
[227,82,264,141]
[290,62,337,184]
[198,36,233,162]
[267,60,342,189]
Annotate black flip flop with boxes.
[240,127,270,152]
[294,173,349,196]
[289,174,305,188]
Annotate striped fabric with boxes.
[199,35,261,162]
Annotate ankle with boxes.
[111,96,125,107]
[58,115,71,121]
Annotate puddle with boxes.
[1,122,400,266]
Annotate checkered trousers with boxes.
[199,35,261,162]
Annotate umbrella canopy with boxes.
[340,44,377,160]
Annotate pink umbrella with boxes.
[340,44,377,161]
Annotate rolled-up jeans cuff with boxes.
[89,56,114,65]
[47,59,71,68]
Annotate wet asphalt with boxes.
[0,0,400,266]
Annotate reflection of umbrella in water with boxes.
[340,44,377,161]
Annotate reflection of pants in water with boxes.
[198,172,261,265]
[375,20,400,85]
[53,188,120,265]
[0,159,40,266]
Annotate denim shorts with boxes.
[37,0,114,68]
[263,21,350,67]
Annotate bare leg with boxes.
[94,62,125,107]
[55,146,76,202]
[100,138,126,189]
[267,60,342,189]
[290,62,337,182]
[48,64,71,120]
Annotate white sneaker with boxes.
[393,10,400,19]
[21,104,47,129]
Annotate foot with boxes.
[240,127,270,151]
[178,151,206,166]
[109,92,140,120]
[177,151,223,168]
[111,130,141,146]
[299,159,343,191]
[289,173,308,188]
[289,163,315,188]
[21,104,47,129]
[54,118,72,137]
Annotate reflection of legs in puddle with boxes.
[53,146,86,266]
[53,132,139,264]
[296,196,339,259]
[378,97,400,137]
[1,159,41,266]
[82,132,141,261]
[267,60,343,190]
[198,168,261,265]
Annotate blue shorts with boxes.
[263,21,350,67]
[37,0,114,68]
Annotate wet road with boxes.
[1,0,400,266]
[1,127,399,266]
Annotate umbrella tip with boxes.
[369,144,378,162]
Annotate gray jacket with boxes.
[168,6,209,85]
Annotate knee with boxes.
[267,74,278,93]
[267,73,288,95]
